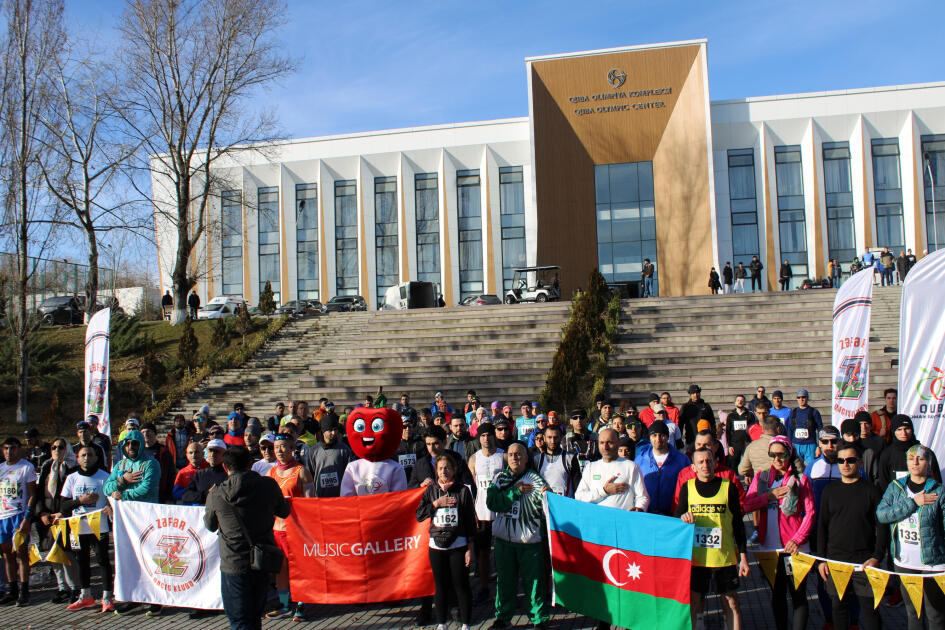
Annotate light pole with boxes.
[925,152,939,252]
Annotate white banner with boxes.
[83,307,110,436]
[831,268,874,426]
[899,247,945,475]
[112,500,223,609]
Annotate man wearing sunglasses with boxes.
[251,434,278,476]
[803,425,843,625]
[817,442,888,630]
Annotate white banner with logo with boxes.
[112,500,223,609]
[900,247,945,476]
[831,269,874,426]
[83,307,111,437]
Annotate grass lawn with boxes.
[0,317,275,441]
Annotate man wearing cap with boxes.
[468,422,505,603]
[877,415,941,490]
[180,439,228,506]
[802,424,843,622]
[172,442,209,502]
[840,418,881,483]
[784,389,822,466]
[396,411,425,480]
[74,421,108,474]
[638,394,661,427]
[87,419,112,470]
[493,417,515,452]
[870,388,897,444]
[563,409,600,474]
[651,405,683,449]
[252,434,278,476]
[429,392,453,417]
[680,385,715,446]
[244,418,263,461]
[768,390,791,424]
[307,415,353,498]
[525,414,549,448]
[591,400,614,434]
[636,421,689,516]
[855,410,886,459]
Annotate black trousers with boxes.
[771,553,808,630]
[429,546,472,625]
[827,571,880,630]
[221,570,270,630]
[751,275,762,290]
[78,532,113,591]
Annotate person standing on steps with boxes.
[749,255,764,291]
[187,291,200,319]
[641,258,656,297]
[779,259,792,291]
[734,262,747,293]
[708,267,721,294]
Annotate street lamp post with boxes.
[925,152,939,252]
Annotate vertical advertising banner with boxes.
[899,248,945,475]
[831,269,874,426]
[83,307,110,436]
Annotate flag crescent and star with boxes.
[602,548,642,587]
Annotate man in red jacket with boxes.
[673,428,744,512]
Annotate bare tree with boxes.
[0,0,66,424]
[117,0,293,324]
[39,48,148,322]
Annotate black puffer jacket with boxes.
[416,481,476,549]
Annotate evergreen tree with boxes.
[258,280,276,316]
[178,318,199,372]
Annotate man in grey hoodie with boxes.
[307,415,353,497]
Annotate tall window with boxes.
[375,176,398,306]
[257,187,280,303]
[922,134,945,252]
[594,161,657,289]
[335,180,358,296]
[499,166,526,290]
[774,145,808,278]
[727,149,759,264]
[221,190,243,296]
[872,139,904,254]
[823,142,856,267]
[457,169,482,300]
[296,183,318,300]
[415,173,440,285]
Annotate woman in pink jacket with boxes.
[743,435,816,630]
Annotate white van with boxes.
[197,296,247,320]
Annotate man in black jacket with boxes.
[181,439,228,506]
[722,262,734,294]
[749,255,764,292]
[205,446,289,630]
[409,426,472,490]
[680,384,714,446]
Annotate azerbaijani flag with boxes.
[545,492,693,629]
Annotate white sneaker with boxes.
[435,624,446,630]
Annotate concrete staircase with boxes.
[606,285,902,413]
[170,301,571,419]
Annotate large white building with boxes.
[153,40,945,308]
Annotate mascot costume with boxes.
[340,407,408,496]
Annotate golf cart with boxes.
[504,266,561,304]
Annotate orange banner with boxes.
[285,487,434,604]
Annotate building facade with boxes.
[153,40,945,307]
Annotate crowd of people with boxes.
[0,384,940,630]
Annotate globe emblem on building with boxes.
[607,68,627,89]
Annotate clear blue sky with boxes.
[73,0,944,139]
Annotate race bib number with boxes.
[694,527,722,549]
[733,421,747,432]
[794,428,809,440]
[397,454,416,470]
[899,515,920,545]
[477,475,492,490]
[433,507,458,527]
[0,479,17,498]
[319,472,338,488]
[507,501,521,519]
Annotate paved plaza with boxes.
[2,553,907,630]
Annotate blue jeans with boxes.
[642,277,654,297]
[221,570,270,630]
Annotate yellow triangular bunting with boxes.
[45,540,71,565]
[934,574,945,597]
[49,520,63,543]
[863,567,890,609]
[67,515,82,539]
[901,574,924,618]
[827,562,855,600]
[86,511,102,540]
[754,551,780,587]
[11,530,27,552]
[789,553,817,591]
[28,544,41,566]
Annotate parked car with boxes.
[197,296,247,320]
[275,300,308,316]
[325,295,367,313]
[504,266,561,304]
[383,281,440,310]
[305,299,327,314]
[37,295,84,325]
[459,294,501,306]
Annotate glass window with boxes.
[499,166,526,290]
[457,169,482,299]
[375,176,398,307]
[296,183,318,300]
[727,149,759,263]
[774,146,808,278]
[594,162,657,292]
[257,187,280,303]
[335,180,358,296]
[921,135,945,252]
[221,189,243,296]
[872,139,904,254]
[415,173,440,285]
[822,142,856,269]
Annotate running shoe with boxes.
[266,606,293,619]
[101,600,115,614]
[67,597,97,611]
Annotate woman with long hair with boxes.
[35,438,79,603]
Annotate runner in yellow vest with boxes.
[677,448,750,630]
